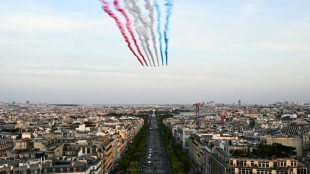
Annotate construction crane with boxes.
[193,100,214,129]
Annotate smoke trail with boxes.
[132,0,155,66]
[145,0,160,66]
[136,25,152,66]
[99,0,144,66]
[154,1,164,65]
[124,0,155,66]
[142,29,156,66]
[164,0,173,65]
[124,0,151,66]
[113,0,148,66]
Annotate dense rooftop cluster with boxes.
[162,101,310,174]
[1,101,310,174]
[0,102,170,173]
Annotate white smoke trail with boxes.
[144,0,160,66]
[124,0,155,66]
[136,23,152,66]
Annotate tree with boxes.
[132,152,141,162]
[256,143,296,159]
[157,112,191,174]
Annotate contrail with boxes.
[99,0,144,66]
[113,0,148,66]
[137,25,153,66]
[145,0,160,66]
[164,0,173,65]
[154,1,164,65]
[124,0,155,66]
[141,24,155,66]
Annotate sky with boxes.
[0,0,309,105]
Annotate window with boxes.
[243,160,247,167]
[274,162,277,168]
[297,168,306,174]
[240,169,253,174]
[257,170,270,174]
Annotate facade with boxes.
[207,147,308,174]
[0,139,14,157]
[189,135,210,174]
[265,137,303,156]
[227,158,307,174]
[175,126,197,149]
[14,139,30,150]
[281,124,310,135]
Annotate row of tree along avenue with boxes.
[115,115,150,173]
[157,112,190,174]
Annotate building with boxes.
[188,134,211,174]
[208,146,308,174]
[264,137,303,156]
[0,139,14,157]
[227,158,307,174]
[14,139,30,150]
[175,126,197,149]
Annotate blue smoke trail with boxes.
[164,0,173,65]
[154,1,164,66]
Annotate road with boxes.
[139,113,171,174]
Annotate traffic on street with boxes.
[139,111,171,174]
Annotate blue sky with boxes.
[0,0,309,104]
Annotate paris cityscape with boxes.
[1,101,310,174]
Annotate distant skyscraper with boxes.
[238,100,241,106]
[26,101,30,105]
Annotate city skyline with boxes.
[0,100,308,106]
[0,0,309,104]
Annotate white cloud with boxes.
[262,42,310,51]
[0,12,107,33]
[243,4,263,13]
[0,38,51,45]
[242,0,264,13]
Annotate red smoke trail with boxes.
[100,0,144,66]
[113,0,148,66]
